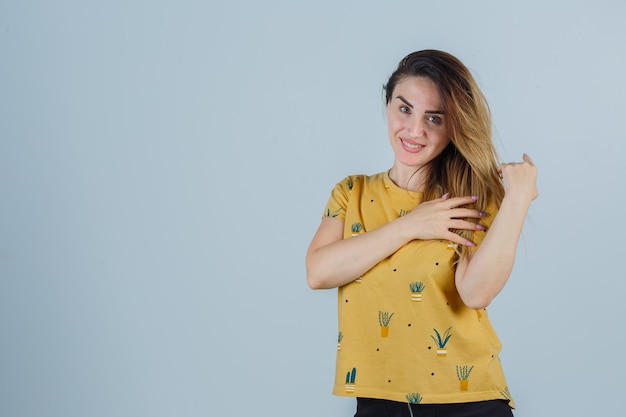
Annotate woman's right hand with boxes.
[306,194,486,289]
[401,194,487,247]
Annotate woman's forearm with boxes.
[306,218,412,289]
[455,194,532,309]
[307,195,489,290]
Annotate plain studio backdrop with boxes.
[1,1,624,416]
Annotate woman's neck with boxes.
[388,164,427,192]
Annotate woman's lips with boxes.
[401,138,424,152]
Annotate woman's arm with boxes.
[306,195,486,289]
[306,216,412,289]
[455,154,538,309]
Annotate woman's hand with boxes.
[402,194,487,247]
[499,153,539,204]
[307,193,485,289]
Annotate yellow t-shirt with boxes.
[324,172,514,406]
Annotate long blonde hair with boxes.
[384,50,504,258]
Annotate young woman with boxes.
[306,50,537,417]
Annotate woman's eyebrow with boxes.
[396,95,413,109]
[396,96,445,114]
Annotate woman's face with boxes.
[386,76,450,171]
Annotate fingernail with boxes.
[476,224,487,231]
[466,241,477,247]
[471,196,478,201]
[480,211,490,217]
[442,193,450,199]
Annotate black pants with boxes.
[355,397,514,417]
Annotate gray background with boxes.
[1,1,624,416]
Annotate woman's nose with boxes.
[407,118,425,137]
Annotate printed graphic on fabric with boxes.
[324,208,342,218]
[406,392,422,404]
[399,209,411,217]
[456,365,474,391]
[337,331,343,351]
[346,178,355,192]
[431,327,452,357]
[378,311,394,337]
[409,281,425,302]
[501,386,512,401]
[345,367,357,393]
[351,222,364,237]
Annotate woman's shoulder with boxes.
[335,172,387,190]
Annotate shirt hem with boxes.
[332,386,515,408]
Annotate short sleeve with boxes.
[321,176,357,221]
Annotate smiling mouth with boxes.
[402,139,423,150]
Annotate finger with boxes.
[449,208,486,219]
[450,219,488,232]
[523,153,535,166]
[449,219,487,231]
[442,195,479,209]
[445,232,476,247]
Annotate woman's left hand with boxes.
[498,153,539,204]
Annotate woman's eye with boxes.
[400,106,411,114]
[427,115,441,123]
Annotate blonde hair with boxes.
[384,50,504,259]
